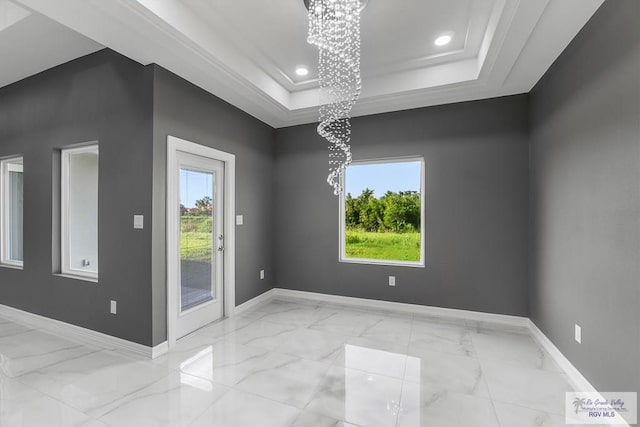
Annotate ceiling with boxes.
[5,0,605,128]
[0,0,102,89]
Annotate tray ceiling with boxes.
[8,0,605,127]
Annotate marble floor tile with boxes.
[308,308,382,336]
[0,376,90,427]
[235,309,270,321]
[234,355,331,408]
[169,338,274,386]
[0,300,583,427]
[305,365,403,427]
[77,421,110,427]
[0,318,33,338]
[97,372,229,427]
[316,302,375,314]
[252,299,318,314]
[341,334,412,355]
[465,319,530,335]
[481,358,574,415]
[354,307,414,321]
[409,319,475,357]
[202,349,298,387]
[352,312,399,337]
[194,315,256,340]
[19,349,169,417]
[189,388,301,427]
[397,384,500,427]
[151,333,223,370]
[493,401,607,427]
[220,320,297,350]
[252,304,330,327]
[358,316,413,347]
[0,329,99,377]
[404,347,490,398]
[332,337,408,379]
[412,313,468,328]
[471,329,561,372]
[276,327,350,362]
[292,411,360,427]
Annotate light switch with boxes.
[133,215,144,229]
[110,300,117,315]
[236,215,244,225]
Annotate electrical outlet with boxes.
[575,324,581,344]
[110,300,117,315]
[260,270,265,280]
[389,276,396,287]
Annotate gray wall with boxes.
[0,50,155,345]
[0,51,278,348]
[275,96,530,316]
[151,67,276,345]
[529,0,639,397]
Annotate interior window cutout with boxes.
[61,145,99,279]
[0,157,24,267]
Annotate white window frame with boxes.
[61,144,99,280]
[339,156,426,268]
[0,156,24,268]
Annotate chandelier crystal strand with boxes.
[308,0,363,195]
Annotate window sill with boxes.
[339,258,425,268]
[0,263,23,270]
[53,273,99,283]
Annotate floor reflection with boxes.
[0,300,577,427]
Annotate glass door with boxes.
[175,151,224,339]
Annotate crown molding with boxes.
[14,0,604,128]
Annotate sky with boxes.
[345,161,421,197]
[179,161,421,206]
[180,169,213,208]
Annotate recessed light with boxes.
[295,66,309,76]
[434,35,452,47]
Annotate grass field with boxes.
[180,217,421,263]
[181,216,213,262]
[345,230,421,261]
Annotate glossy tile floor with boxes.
[0,299,601,427]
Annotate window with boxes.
[340,158,425,267]
[0,157,24,267]
[61,145,99,279]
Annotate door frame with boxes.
[166,135,236,348]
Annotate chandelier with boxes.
[305,0,367,195]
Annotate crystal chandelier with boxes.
[306,0,367,195]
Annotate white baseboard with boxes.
[151,341,169,359]
[234,288,276,315]
[0,304,168,360]
[527,320,596,393]
[529,320,632,427]
[271,288,529,327]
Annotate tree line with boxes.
[181,196,213,216]
[345,189,420,233]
